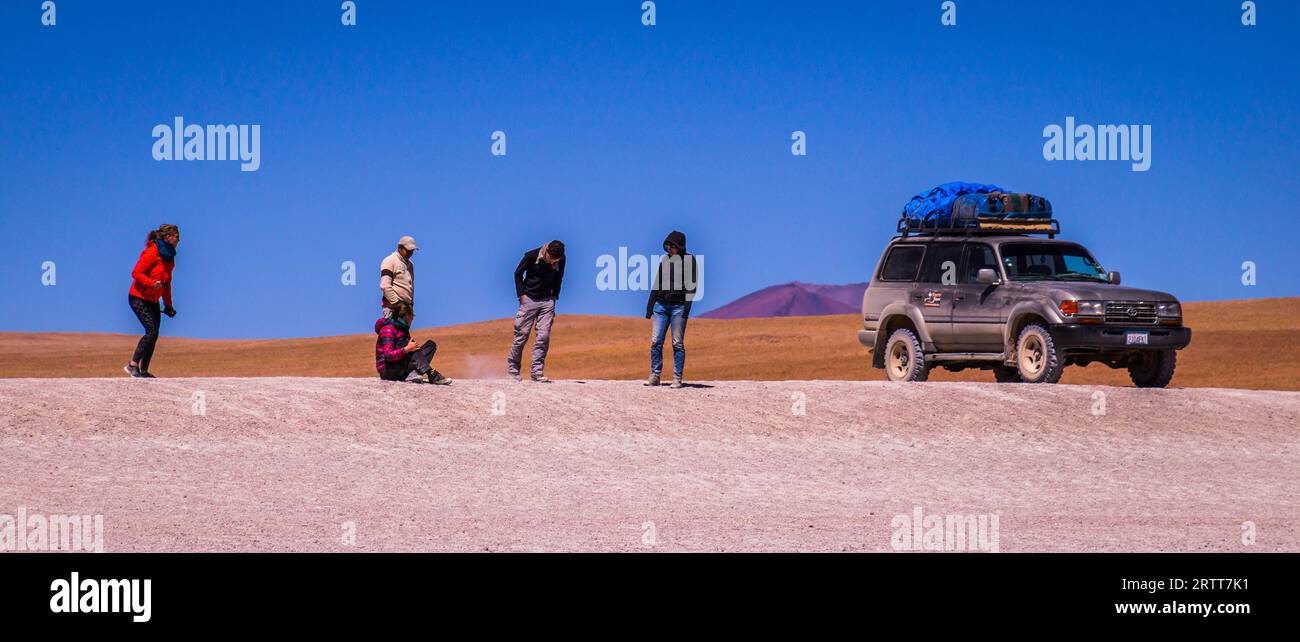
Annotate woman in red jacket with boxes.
[125,224,180,378]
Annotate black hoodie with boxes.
[646,230,699,318]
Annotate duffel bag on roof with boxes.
[901,181,1005,227]
[950,192,1053,223]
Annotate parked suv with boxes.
[858,234,1191,386]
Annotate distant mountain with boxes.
[699,282,867,319]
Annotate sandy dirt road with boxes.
[1,378,1296,552]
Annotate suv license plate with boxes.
[1126,331,1149,345]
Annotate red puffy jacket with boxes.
[128,243,174,307]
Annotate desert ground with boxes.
[2,297,1296,551]
[1,297,1297,390]
[1,377,1296,552]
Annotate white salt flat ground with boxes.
[1,378,1296,551]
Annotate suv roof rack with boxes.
[896,216,1060,239]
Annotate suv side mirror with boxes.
[976,268,1000,285]
[1107,271,1121,285]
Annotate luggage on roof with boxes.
[897,182,1058,237]
[901,182,1005,226]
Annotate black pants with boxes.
[380,340,438,381]
[129,295,161,371]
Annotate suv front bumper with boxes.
[1051,324,1191,350]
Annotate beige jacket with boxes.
[379,251,414,307]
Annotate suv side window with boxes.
[918,243,964,284]
[879,245,925,281]
[961,243,998,283]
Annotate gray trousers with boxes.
[507,296,556,376]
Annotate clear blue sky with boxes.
[2,1,1296,339]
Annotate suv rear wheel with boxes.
[1015,324,1064,384]
[884,328,930,382]
[1129,350,1177,388]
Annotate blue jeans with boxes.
[649,301,687,379]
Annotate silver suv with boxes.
[858,233,1191,386]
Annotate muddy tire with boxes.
[1015,324,1064,384]
[1129,350,1177,388]
[992,365,1022,383]
[884,328,930,382]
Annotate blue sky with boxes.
[1,0,1297,338]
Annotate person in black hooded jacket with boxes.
[645,230,699,388]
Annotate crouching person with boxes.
[375,301,452,385]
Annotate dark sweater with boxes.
[646,230,699,318]
[514,247,565,301]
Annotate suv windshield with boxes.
[1000,243,1108,282]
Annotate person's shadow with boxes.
[551,381,716,389]
[640,382,715,389]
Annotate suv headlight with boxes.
[1076,300,1105,316]
[1060,300,1104,323]
[1156,302,1182,318]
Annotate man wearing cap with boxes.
[379,236,417,318]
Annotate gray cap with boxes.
[398,235,418,251]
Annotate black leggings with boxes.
[129,295,161,371]
[380,340,438,381]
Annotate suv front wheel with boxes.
[1129,350,1177,388]
[884,328,930,382]
[1015,324,1064,384]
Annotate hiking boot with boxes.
[123,364,143,378]
[531,374,552,383]
[645,373,661,387]
[670,378,684,389]
[405,370,425,383]
[139,371,157,379]
[428,370,453,385]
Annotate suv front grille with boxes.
[1104,301,1157,325]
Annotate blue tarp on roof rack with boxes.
[896,182,1059,237]
[901,182,1006,227]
